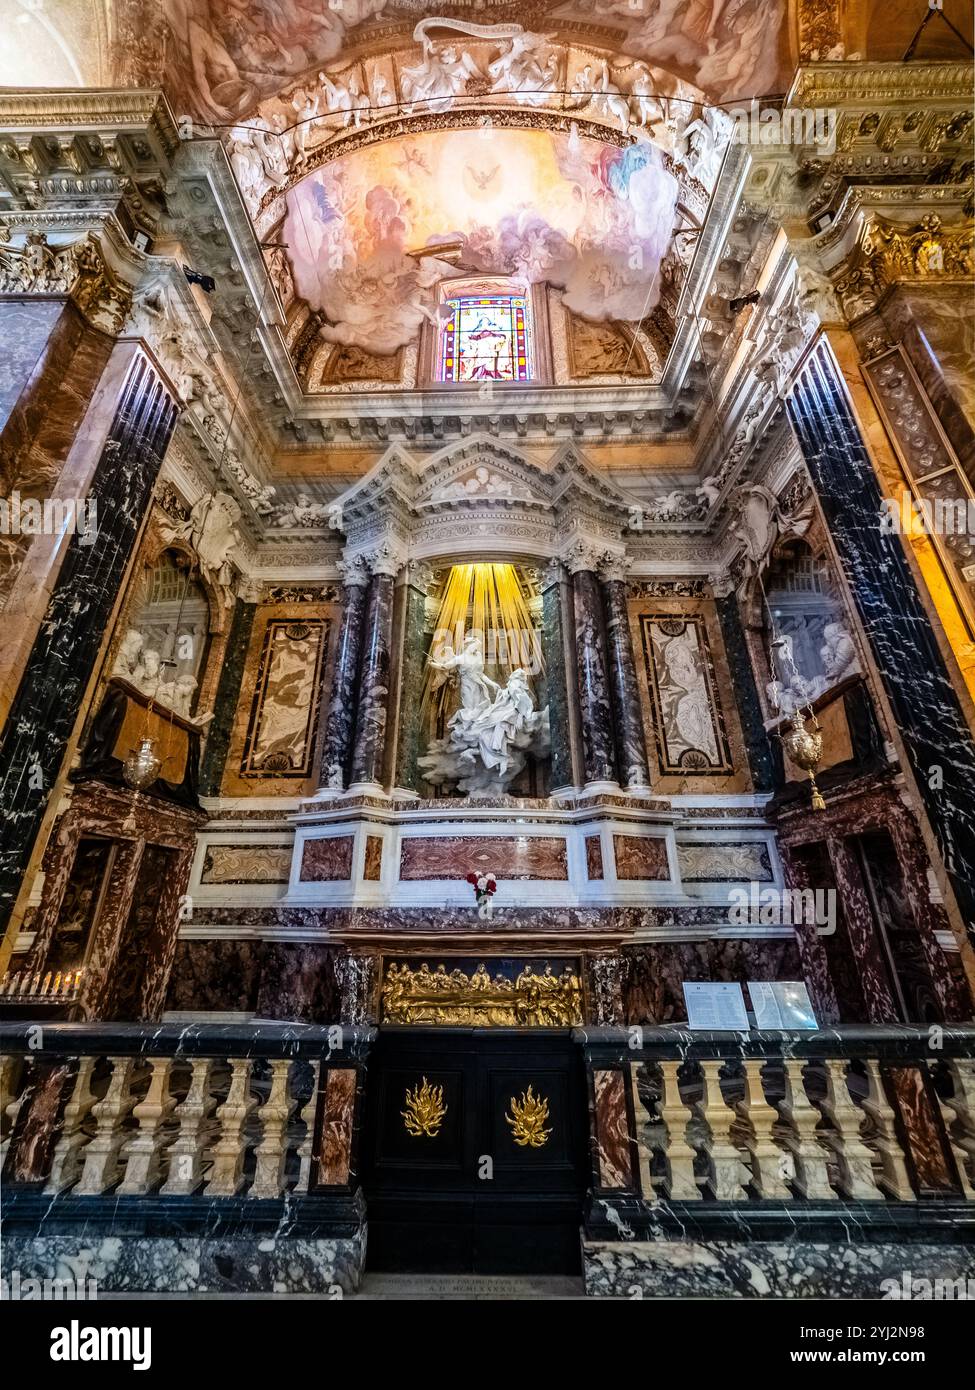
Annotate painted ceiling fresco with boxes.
[285,125,678,353]
[98,0,793,121]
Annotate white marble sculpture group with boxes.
[418,631,550,796]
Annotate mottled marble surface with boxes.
[789,341,975,943]
[350,572,394,787]
[398,834,569,880]
[715,594,780,793]
[572,569,617,785]
[541,577,574,791]
[593,1069,634,1189]
[1,1233,365,1296]
[199,600,255,796]
[583,1237,975,1299]
[585,835,604,880]
[300,836,355,881]
[613,834,669,880]
[622,939,803,1023]
[319,578,368,791]
[0,353,178,932]
[601,577,650,789]
[363,834,383,881]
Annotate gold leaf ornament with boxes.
[505,1085,552,1149]
[402,1077,447,1138]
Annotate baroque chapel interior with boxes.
[1,0,975,1309]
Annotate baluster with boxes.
[735,1060,790,1198]
[204,1059,256,1196]
[118,1058,176,1195]
[628,1062,655,1199]
[251,1059,296,1198]
[938,1059,975,1200]
[75,1057,139,1195]
[696,1061,750,1200]
[817,1059,883,1199]
[295,1061,321,1194]
[45,1058,98,1193]
[161,1059,216,1196]
[860,1060,914,1200]
[656,1061,700,1200]
[777,1060,834,1199]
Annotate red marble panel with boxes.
[593,1069,635,1189]
[585,834,604,880]
[884,1064,962,1197]
[300,836,354,881]
[613,834,670,880]
[315,1067,357,1186]
[398,835,569,880]
[363,834,383,882]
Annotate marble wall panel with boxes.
[676,842,773,882]
[300,836,355,882]
[165,938,343,1021]
[0,299,64,430]
[315,1067,358,1186]
[622,939,804,1023]
[363,834,383,882]
[585,835,604,880]
[200,843,292,885]
[398,834,569,880]
[220,601,338,799]
[593,1069,635,1189]
[613,834,669,880]
[628,593,752,796]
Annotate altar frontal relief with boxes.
[418,563,550,797]
[285,126,678,355]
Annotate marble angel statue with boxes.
[418,632,550,797]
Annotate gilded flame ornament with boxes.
[782,709,826,812]
[505,1086,551,1149]
[402,1077,447,1138]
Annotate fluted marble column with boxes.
[598,554,650,791]
[568,550,618,790]
[348,549,400,793]
[318,558,370,792]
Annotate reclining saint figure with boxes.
[418,631,550,796]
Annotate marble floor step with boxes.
[352,1272,586,1300]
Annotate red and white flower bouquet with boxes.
[465,870,497,919]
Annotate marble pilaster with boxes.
[787,337,975,945]
[570,562,618,789]
[349,559,397,791]
[598,559,650,791]
[318,560,369,792]
[0,350,179,935]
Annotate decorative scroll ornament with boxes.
[506,1086,551,1149]
[402,1077,447,1138]
[0,231,131,333]
[781,709,826,813]
[836,214,975,320]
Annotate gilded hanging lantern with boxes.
[781,709,826,812]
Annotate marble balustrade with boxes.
[576,1025,975,1206]
[0,1021,374,1199]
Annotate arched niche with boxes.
[112,546,211,719]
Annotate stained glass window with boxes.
[438,294,532,383]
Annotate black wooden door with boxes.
[361,1028,588,1274]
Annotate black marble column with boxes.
[540,563,575,793]
[199,598,255,796]
[599,561,650,790]
[571,563,618,787]
[0,353,178,931]
[715,593,780,792]
[349,563,396,790]
[318,563,369,792]
[787,339,975,938]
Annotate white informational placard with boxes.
[682,981,750,1031]
[748,981,818,1030]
